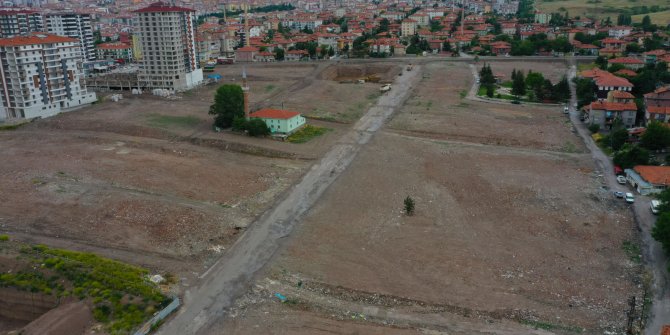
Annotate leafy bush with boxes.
[588,124,600,134]
[246,118,270,137]
[287,125,330,143]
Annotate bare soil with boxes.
[224,61,640,334]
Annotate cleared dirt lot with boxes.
[224,61,640,334]
[390,62,583,153]
[0,62,392,269]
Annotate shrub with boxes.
[588,124,600,134]
[246,118,270,137]
[404,196,415,216]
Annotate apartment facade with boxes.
[0,33,97,120]
[0,9,43,38]
[134,2,202,91]
[45,13,96,61]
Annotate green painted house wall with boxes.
[263,115,306,134]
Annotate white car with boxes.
[625,193,635,203]
[380,84,391,93]
[616,175,627,184]
[651,200,660,214]
[563,106,569,114]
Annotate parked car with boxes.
[614,191,625,198]
[563,106,569,114]
[617,175,627,184]
[625,193,635,203]
[651,200,660,214]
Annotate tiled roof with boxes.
[97,42,131,50]
[595,74,633,88]
[0,33,77,46]
[590,101,636,111]
[134,1,194,13]
[612,90,635,99]
[634,166,670,185]
[647,106,670,114]
[249,108,301,119]
[608,57,644,64]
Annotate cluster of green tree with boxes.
[617,14,632,26]
[631,62,670,97]
[510,34,572,56]
[479,64,496,97]
[602,5,668,18]
[406,34,431,55]
[209,85,270,136]
[429,19,444,32]
[604,121,670,168]
[652,188,670,261]
[548,12,570,26]
[516,0,535,22]
[232,117,270,136]
[508,69,569,102]
[292,41,318,58]
[573,32,608,46]
[574,77,596,108]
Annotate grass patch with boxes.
[0,122,28,131]
[578,63,597,72]
[477,86,487,96]
[367,92,380,100]
[459,90,467,99]
[146,114,202,128]
[287,125,331,143]
[265,84,275,92]
[562,141,578,153]
[0,242,168,334]
[622,240,642,264]
[500,81,513,88]
[521,319,583,333]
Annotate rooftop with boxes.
[634,166,670,185]
[134,1,195,13]
[0,33,78,47]
[249,108,301,120]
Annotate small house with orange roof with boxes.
[248,108,306,135]
[625,166,670,195]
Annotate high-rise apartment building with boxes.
[45,13,95,61]
[0,33,97,120]
[0,9,44,38]
[134,2,202,91]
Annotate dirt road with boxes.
[158,65,420,335]
[565,61,670,334]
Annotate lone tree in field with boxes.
[209,84,244,128]
[404,196,415,216]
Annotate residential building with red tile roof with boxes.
[249,108,306,135]
[587,100,637,129]
[608,57,644,70]
[645,106,670,124]
[627,166,670,195]
[645,86,670,108]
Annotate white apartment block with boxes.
[0,33,97,120]
[45,13,96,61]
[134,2,202,92]
[0,9,43,38]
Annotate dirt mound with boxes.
[320,64,400,83]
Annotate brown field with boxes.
[0,61,407,333]
[223,61,640,334]
[535,0,669,20]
